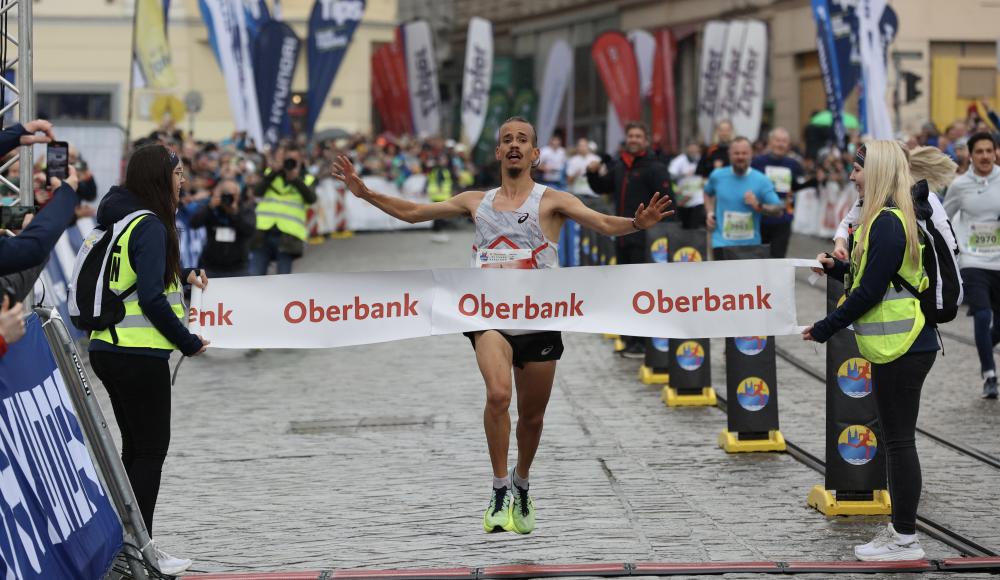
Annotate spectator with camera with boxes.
[190,178,256,278]
[250,146,316,275]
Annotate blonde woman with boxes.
[804,141,938,561]
[832,145,958,260]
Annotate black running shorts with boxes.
[463,330,564,369]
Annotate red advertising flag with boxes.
[592,31,642,129]
[371,45,393,133]
[387,27,414,135]
[652,28,678,153]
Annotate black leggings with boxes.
[871,351,936,536]
[89,350,171,536]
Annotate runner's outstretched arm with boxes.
[551,189,674,237]
[332,154,474,223]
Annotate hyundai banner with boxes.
[306,0,366,136]
[255,21,301,147]
[0,316,122,580]
[811,0,847,144]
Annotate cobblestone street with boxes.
[82,229,998,579]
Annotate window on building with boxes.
[36,92,112,122]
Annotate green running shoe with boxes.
[483,486,514,533]
[511,483,535,534]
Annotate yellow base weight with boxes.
[308,236,326,245]
[613,338,626,352]
[603,333,620,340]
[329,231,354,239]
[639,365,669,385]
[718,429,787,453]
[662,386,717,407]
[807,486,892,516]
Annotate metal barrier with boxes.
[37,306,156,579]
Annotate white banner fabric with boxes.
[731,20,768,142]
[536,39,573,146]
[404,20,442,138]
[857,0,893,139]
[713,20,748,128]
[628,30,656,99]
[697,20,730,144]
[461,17,493,147]
[190,259,816,349]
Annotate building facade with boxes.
[31,0,398,141]
[444,0,1000,150]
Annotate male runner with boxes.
[331,117,673,533]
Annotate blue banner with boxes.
[811,0,846,144]
[39,226,88,341]
[305,0,366,136]
[0,315,122,580]
[255,21,301,147]
[829,1,859,102]
[243,0,271,47]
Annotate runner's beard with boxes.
[505,165,524,179]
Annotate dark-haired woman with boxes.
[88,145,209,576]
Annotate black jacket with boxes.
[88,187,202,358]
[586,150,674,220]
[190,196,257,271]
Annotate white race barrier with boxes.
[190,259,817,349]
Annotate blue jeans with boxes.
[249,229,294,275]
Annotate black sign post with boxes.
[639,223,673,384]
[659,224,717,406]
[714,245,785,452]
[807,278,891,515]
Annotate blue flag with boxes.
[811,0,846,144]
[255,21,301,147]
[0,315,123,580]
[306,0,366,136]
[243,0,271,48]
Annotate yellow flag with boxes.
[134,0,176,89]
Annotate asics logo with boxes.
[540,345,553,355]
[517,212,530,224]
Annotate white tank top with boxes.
[471,182,560,270]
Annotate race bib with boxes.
[765,166,793,193]
[679,177,704,205]
[968,222,1000,256]
[722,211,754,241]
[476,248,534,269]
[215,227,237,243]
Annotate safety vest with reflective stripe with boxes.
[256,173,316,241]
[427,168,453,202]
[849,207,928,364]
[91,215,185,351]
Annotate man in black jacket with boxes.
[586,121,674,358]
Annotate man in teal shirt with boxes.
[705,137,783,248]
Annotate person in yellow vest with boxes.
[426,154,455,243]
[250,146,317,274]
[804,141,938,562]
[87,145,209,576]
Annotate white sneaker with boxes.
[430,233,450,243]
[152,541,193,576]
[854,523,925,561]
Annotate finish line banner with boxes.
[190,259,815,349]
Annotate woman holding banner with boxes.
[803,141,938,562]
[87,145,209,576]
